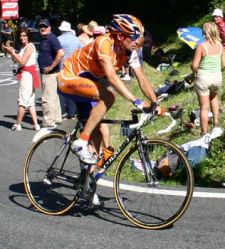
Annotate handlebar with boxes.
[156,112,176,134]
[129,110,176,134]
[129,112,152,129]
[129,113,153,129]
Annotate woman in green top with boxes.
[191,22,225,135]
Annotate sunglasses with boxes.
[127,33,140,41]
[39,25,48,29]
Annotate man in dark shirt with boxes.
[37,19,64,127]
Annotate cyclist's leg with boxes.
[75,100,110,206]
[58,75,115,163]
[83,101,110,153]
[57,92,107,156]
[66,99,106,206]
[81,86,115,137]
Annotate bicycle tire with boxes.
[24,132,80,215]
[114,139,194,230]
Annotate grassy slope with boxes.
[106,15,225,186]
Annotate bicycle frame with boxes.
[44,107,179,193]
[44,113,141,185]
[24,108,194,228]
[68,112,155,185]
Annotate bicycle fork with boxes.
[137,140,159,186]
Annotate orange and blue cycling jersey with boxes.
[58,33,128,100]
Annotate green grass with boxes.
[105,31,225,187]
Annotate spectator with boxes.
[142,30,154,64]
[0,18,4,32]
[76,22,85,36]
[3,28,40,131]
[191,22,225,135]
[120,63,132,81]
[58,20,83,120]
[1,22,13,57]
[212,8,225,49]
[19,17,28,28]
[7,18,18,41]
[37,19,64,127]
[79,20,98,45]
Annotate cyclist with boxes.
[58,14,160,164]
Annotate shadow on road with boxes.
[2,114,42,128]
[0,119,14,129]
[8,182,137,229]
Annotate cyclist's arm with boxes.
[100,56,136,102]
[132,66,158,103]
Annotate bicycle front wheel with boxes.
[114,139,194,230]
[24,132,80,215]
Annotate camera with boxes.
[12,69,17,76]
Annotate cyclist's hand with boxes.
[150,102,166,116]
[133,99,150,112]
[155,106,166,116]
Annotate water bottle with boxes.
[96,146,114,168]
[94,146,114,181]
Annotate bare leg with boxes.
[29,105,39,125]
[82,87,115,137]
[100,123,110,148]
[72,87,114,165]
[210,93,219,126]
[89,125,103,155]
[198,95,209,135]
[16,105,25,124]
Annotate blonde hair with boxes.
[203,22,221,44]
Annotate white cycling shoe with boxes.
[71,140,97,164]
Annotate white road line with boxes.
[0,73,13,75]
[0,78,13,82]
[192,191,225,198]
[97,179,225,199]
[0,81,18,86]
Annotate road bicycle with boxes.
[24,108,194,230]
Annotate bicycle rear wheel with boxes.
[114,139,194,229]
[24,132,80,215]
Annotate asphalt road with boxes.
[1,57,225,249]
